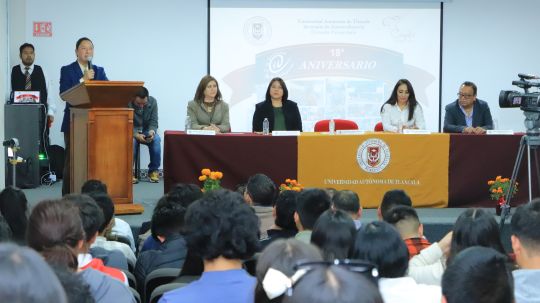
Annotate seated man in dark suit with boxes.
[443,81,493,134]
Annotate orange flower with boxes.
[496,176,502,181]
[210,172,218,180]
[497,188,504,194]
[199,175,207,181]
[215,171,223,179]
[290,180,297,186]
[201,168,211,176]
[285,178,291,183]
[280,183,287,188]
[491,189,497,193]
[292,186,301,192]
[488,180,495,185]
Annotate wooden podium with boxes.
[61,81,144,214]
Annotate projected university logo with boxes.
[356,139,390,173]
[244,17,272,45]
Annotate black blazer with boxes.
[252,100,303,132]
[443,99,493,133]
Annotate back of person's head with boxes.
[379,189,412,219]
[0,243,68,303]
[185,189,260,261]
[64,194,104,244]
[383,205,422,238]
[332,190,360,215]
[246,173,277,206]
[323,188,338,199]
[449,208,506,263]
[311,209,356,260]
[274,190,298,231]
[443,246,513,303]
[511,199,540,253]
[0,216,12,242]
[296,188,331,230]
[255,239,323,303]
[151,196,188,238]
[86,192,114,233]
[282,265,383,303]
[166,183,203,208]
[0,186,28,243]
[81,179,108,194]
[52,266,95,303]
[350,221,408,278]
[27,199,84,270]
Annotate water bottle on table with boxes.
[263,118,270,135]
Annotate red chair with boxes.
[374,122,384,132]
[314,119,359,132]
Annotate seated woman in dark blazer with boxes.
[252,77,302,132]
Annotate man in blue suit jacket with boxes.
[60,37,108,195]
[443,81,493,134]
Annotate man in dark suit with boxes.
[60,37,108,195]
[11,43,56,153]
[443,81,493,134]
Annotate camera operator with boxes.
[443,81,494,134]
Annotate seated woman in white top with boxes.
[380,79,426,132]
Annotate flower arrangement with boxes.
[279,178,304,192]
[488,176,518,205]
[198,168,223,192]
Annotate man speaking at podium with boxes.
[60,37,108,195]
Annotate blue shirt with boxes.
[159,269,256,303]
[459,105,473,127]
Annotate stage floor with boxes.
[21,180,514,250]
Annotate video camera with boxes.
[499,74,540,136]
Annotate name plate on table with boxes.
[403,129,431,134]
[336,129,366,135]
[487,130,514,135]
[186,129,216,136]
[272,131,301,136]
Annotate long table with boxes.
[163,131,537,208]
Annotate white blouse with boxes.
[381,103,426,132]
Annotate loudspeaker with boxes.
[4,104,45,188]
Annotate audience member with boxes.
[282,265,383,303]
[135,195,188,295]
[377,189,412,220]
[244,173,277,238]
[159,190,259,303]
[332,190,362,229]
[443,81,493,134]
[53,265,96,303]
[383,205,431,258]
[260,190,298,248]
[26,199,134,303]
[0,186,28,244]
[0,243,67,303]
[511,200,540,303]
[294,188,331,243]
[0,216,12,242]
[81,180,136,251]
[64,194,128,285]
[255,238,323,303]
[351,221,441,303]
[88,192,136,266]
[139,183,202,253]
[442,246,514,303]
[311,209,356,260]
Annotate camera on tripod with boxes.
[499,74,540,136]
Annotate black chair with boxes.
[143,267,181,303]
[149,283,187,303]
[122,269,137,289]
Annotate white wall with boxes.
[441,0,540,131]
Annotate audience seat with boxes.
[130,287,142,303]
[374,122,384,132]
[144,267,182,303]
[150,283,187,303]
[314,119,359,132]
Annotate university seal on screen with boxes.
[356,138,390,173]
